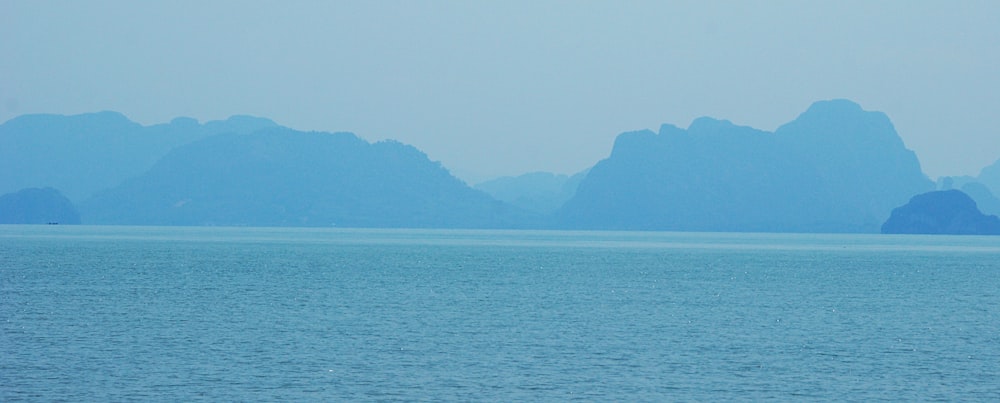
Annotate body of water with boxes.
[2,225,999,400]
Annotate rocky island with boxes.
[881,190,1000,235]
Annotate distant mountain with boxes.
[937,157,1000,196]
[937,175,976,191]
[0,112,278,201]
[881,190,1000,235]
[475,170,588,214]
[977,158,1000,195]
[0,187,80,224]
[558,100,934,232]
[3,101,948,231]
[959,182,1000,217]
[80,128,533,228]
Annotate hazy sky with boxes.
[2,1,998,181]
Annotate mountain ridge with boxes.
[0,111,279,201]
[5,99,982,232]
[81,128,534,228]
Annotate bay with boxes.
[2,225,999,401]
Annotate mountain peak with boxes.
[802,99,864,116]
[657,123,685,137]
[224,115,278,126]
[688,117,735,132]
[782,99,875,130]
[776,98,901,149]
[3,110,139,131]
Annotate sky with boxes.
[2,1,999,182]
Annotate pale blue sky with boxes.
[2,1,998,181]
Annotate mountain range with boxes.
[474,170,588,214]
[937,158,1000,216]
[3,99,990,232]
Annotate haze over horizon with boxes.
[3,1,999,181]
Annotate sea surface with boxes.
[2,225,1000,401]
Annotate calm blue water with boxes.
[2,225,1000,401]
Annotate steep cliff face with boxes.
[558,100,934,233]
[881,190,1000,235]
[775,100,932,228]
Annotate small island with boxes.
[881,190,1000,235]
